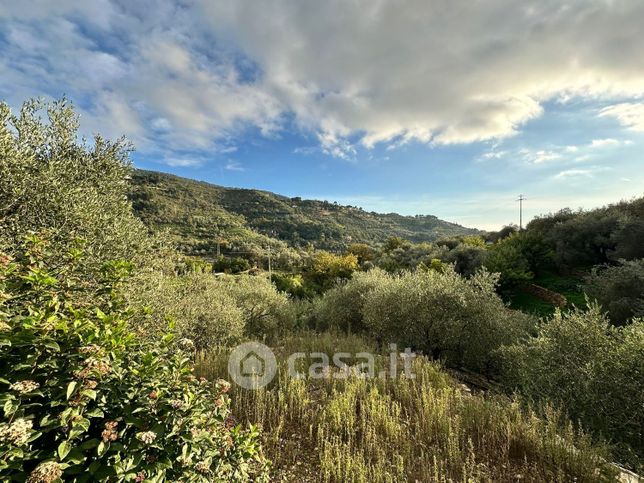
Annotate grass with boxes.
[196,333,618,482]
[507,271,587,317]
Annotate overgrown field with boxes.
[196,335,620,483]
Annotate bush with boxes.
[311,269,391,333]
[362,268,534,374]
[585,259,644,326]
[484,233,533,286]
[499,305,644,466]
[129,272,246,350]
[131,273,294,347]
[221,275,295,340]
[0,99,152,278]
[0,238,268,481]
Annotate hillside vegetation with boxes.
[1,99,642,481]
[128,170,477,256]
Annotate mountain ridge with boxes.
[128,169,479,257]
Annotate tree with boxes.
[0,99,152,278]
[585,259,644,326]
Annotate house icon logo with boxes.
[228,341,277,389]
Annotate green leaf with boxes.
[42,340,61,351]
[58,440,71,460]
[66,381,77,400]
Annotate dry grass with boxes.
[196,334,619,482]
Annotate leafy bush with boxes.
[585,259,644,326]
[499,305,644,466]
[0,99,152,278]
[484,233,533,286]
[130,272,246,350]
[220,275,295,340]
[362,268,534,374]
[0,238,268,481]
[131,273,294,347]
[311,269,391,333]
[306,251,358,291]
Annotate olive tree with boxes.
[0,99,152,276]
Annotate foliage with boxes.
[585,259,644,326]
[484,233,533,286]
[306,251,359,291]
[362,268,534,374]
[444,244,487,277]
[499,305,644,466]
[130,272,294,348]
[310,269,391,333]
[129,272,246,350]
[528,198,644,268]
[221,275,295,340]
[0,238,268,481]
[129,170,478,257]
[346,243,376,264]
[196,337,618,482]
[213,256,251,274]
[0,99,152,279]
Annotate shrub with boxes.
[364,268,534,373]
[306,251,358,291]
[129,272,246,350]
[0,99,152,278]
[499,305,644,466]
[584,259,644,326]
[311,269,391,333]
[484,233,533,286]
[131,273,294,347]
[0,238,268,481]
[220,275,295,340]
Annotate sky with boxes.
[1,1,643,230]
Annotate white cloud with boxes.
[3,0,644,159]
[590,138,621,148]
[165,158,203,167]
[553,166,610,180]
[200,0,644,154]
[599,102,644,132]
[225,160,245,171]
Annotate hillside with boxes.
[128,169,478,256]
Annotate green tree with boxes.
[0,99,152,278]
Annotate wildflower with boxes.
[214,396,225,408]
[0,418,33,446]
[0,254,11,268]
[136,431,157,444]
[101,421,118,443]
[26,461,62,483]
[0,321,11,332]
[195,461,211,474]
[75,357,111,379]
[216,379,231,394]
[178,338,194,350]
[134,471,146,482]
[170,399,183,410]
[78,344,102,355]
[224,416,237,430]
[84,380,98,390]
[148,390,158,399]
[9,380,40,394]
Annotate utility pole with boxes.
[516,194,526,230]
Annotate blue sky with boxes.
[2,1,644,230]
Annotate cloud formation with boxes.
[2,0,644,160]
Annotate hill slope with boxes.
[128,169,478,256]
